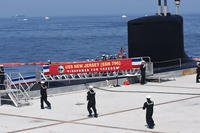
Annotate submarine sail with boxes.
[128,0,188,67]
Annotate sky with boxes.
[0,0,199,17]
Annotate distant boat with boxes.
[23,18,28,21]
[122,15,127,18]
[14,14,25,18]
[44,16,50,20]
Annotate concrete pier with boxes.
[0,74,200,133]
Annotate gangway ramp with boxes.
[40,57,153,83]
[0,73,32,107]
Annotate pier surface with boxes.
[0,74,200,133]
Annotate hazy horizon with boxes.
[0,0,199,18]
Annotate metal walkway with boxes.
[40,57,153,83]
[0,73,32,107]
[41,69,141,82]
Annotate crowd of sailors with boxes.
[85,47,127,62]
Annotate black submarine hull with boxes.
[128,15,189,67]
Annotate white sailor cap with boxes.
[146,95,151,99]
[41,81,45,84]
[88,85,94,89]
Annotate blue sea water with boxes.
[0,16,128,63]
[0,15,199,75]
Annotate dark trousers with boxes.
[87,102,97,115]
[40,96,51,108]
[141,73,146,84]
[196,73,200,83]
[0,75,5,90]
[146,114,155,128]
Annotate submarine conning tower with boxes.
[128,0,189,67]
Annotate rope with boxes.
[93,86,200,96]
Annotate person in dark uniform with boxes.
[196,62,200,83]
[140,61,146,85]
[47,59,51,65]
[0,65,5,90]
[143,95,155,129]
[87,85,98,117]
[39,81,51,109]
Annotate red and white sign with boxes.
[48,59,138,75]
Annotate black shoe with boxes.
[148,125,155,129]
[148,126,154,129]
[94,114,98,118]
[47,106,51,109]
[88,114,93,117]
[41,107,44,109]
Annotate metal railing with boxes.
[154,58,182,67]
[153,57,194,73]
[0,73,31,107]
[41,69,141,82]
[39,56,154,83]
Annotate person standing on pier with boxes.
[143,95,155,129]
[40,81,51,109]
[0,65,5,89]
[140,61,146,85]
[196,62,200,83]
[87,85,98,117]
